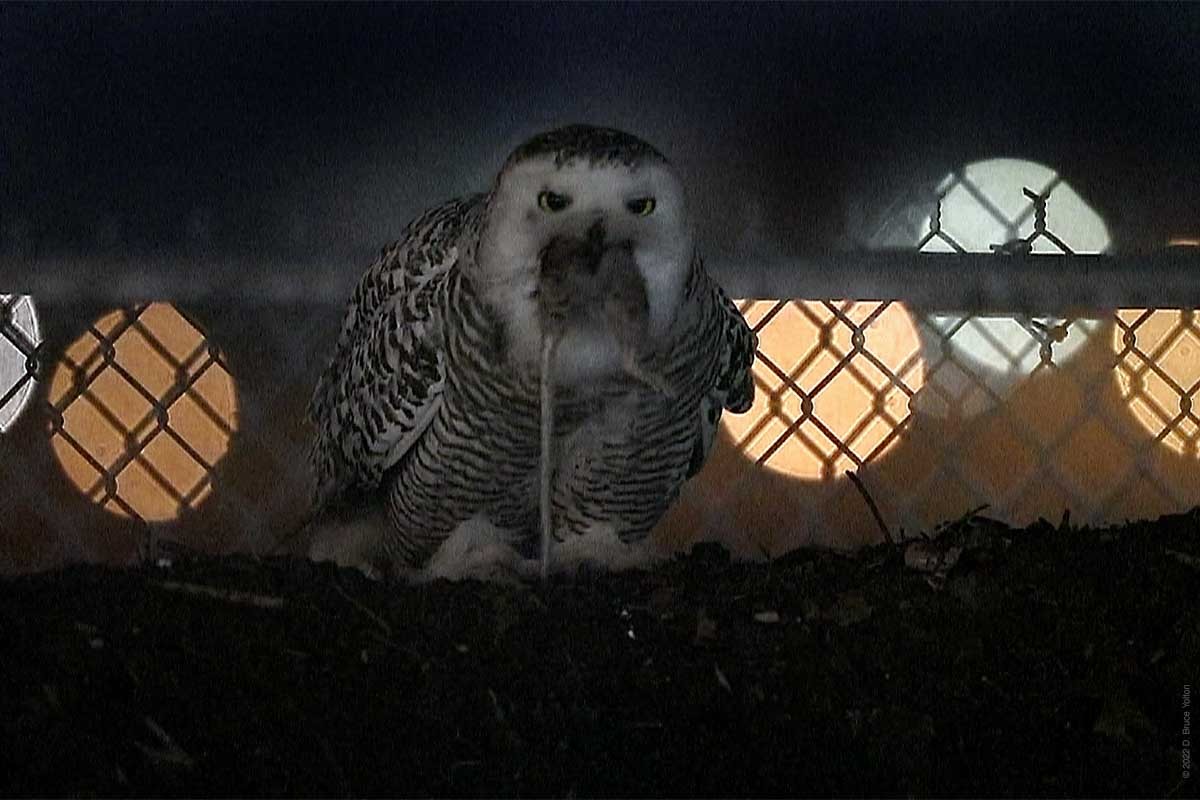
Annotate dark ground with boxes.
[2,509,1197,798]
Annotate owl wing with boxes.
[688,272,758,478]
[713,283,757,414]
[307,195,484,510]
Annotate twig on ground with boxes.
[133,716,195,768]
[151,580,286,609]
[845,470,893,545]
[934,504,991,539]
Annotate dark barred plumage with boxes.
[308,195,485,512]
[547,259,754,544]
[307,126,757,572]
[505,124,668,171]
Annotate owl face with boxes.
[475,131,694,379]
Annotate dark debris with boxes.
[2,509,1198,797]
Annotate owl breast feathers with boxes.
[307,125,756,575]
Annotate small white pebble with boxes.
[753,610,781,624]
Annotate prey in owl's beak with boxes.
[533,221,673,581]
[535,223,673,396]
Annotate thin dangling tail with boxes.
[539,333,560,580]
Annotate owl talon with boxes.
[417,514,538,584]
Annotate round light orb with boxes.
[1114,308,1199,459]
[0,294,42,432]
[47,303,238,521]
[911,158,1110,417]
[722,299,924,480]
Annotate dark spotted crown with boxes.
[505,125,669,170]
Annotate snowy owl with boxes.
[306,125,756,579]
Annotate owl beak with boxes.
[539,220,607,281]
[582,219,607,273]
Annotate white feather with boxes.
[476,156,693,374]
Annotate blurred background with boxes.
[3,2,1198,276]
[1,2,1197,573]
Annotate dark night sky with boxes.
[1,2,1198,279]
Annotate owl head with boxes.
[474,125,694,379]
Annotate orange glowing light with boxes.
[1114,309,1200,458]
[721,299,925,480]
[48,303,239,520]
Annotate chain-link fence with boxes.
[660,165,1198,555]
[0,297,332,573]
[654,298,1198,557]
[0,294,42,433]
[1,164,1197,572]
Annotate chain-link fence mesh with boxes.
[658,174,1198,555]
[1,170,1197,572]
[655,299,1197,557]
[0,294,43,433]
[44,303,237,521]
[0,298,330,572]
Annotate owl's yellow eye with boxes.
[537,191,571,213]
[626,197,656,216]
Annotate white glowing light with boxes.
[911,158,1111,417]
[0,295,42,433]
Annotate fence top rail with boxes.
[2,251,1198,310]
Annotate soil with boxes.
[2,509,1198,798]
